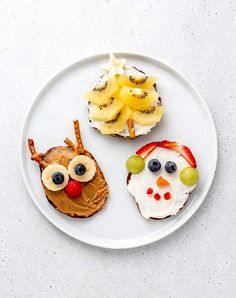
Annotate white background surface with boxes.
[0,0,235,297]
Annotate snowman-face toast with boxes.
[126,141,199,219]
[28,120,109,218]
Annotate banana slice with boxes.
[42,164,69,191]
[68,155,96,182]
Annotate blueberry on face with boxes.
[148,159,161,172]
[165,161,177,173]
[52,172,65,185]
[74,164,86,176]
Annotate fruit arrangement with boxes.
[126,141,199,219]
[84,54,164,138]
[27,54,200,223]
[28,120,109,218]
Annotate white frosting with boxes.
[127,147,197,219]
[88,53,159,137]
[89,116,155,137]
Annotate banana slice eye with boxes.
[68,155,96,182]
[42,164,69,191]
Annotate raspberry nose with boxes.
[65,180,83,198]
[156,176,170,187]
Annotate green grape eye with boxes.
[180,166,199,186]
[126,155,145,174]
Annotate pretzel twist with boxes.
[63,120,85,154]
[28,139,48,169]
[128,118,136,139]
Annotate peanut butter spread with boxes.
[42,146,109,217]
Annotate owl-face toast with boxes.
[28,120,109,218]
[126,141,199,219]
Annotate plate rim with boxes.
[20,51,218,249]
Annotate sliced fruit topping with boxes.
[84,76,119,105]
[180,166,199,186]
[100,106,132,134]
[148,159,161,173]
[165,161,177,173]
[102,53,126,76]
[154,193,161,201]
[164,192,172,200]
[136,142,158,158]
[126,155,145,174]
[117,74,157,89]
[90,97,124,121]
[42,164,69,191]
[180,146,197,169]
[136,141,197,167]
[156,176,170,187]
[146,188,153,195]
[132,105,164,125]
[156,141,197,168]
[119,87,157,110]
[68,155,96,182]
[65,180,83,198]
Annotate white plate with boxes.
[20,52,217,249]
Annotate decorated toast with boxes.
[84,53,164,139]
[28,120,109,218]
[126,141,199,219]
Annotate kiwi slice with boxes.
[99,107,132,134]
[119,87,157,110]
[84,77,119,105]
[117,75,157,89]
[90,97,124,121]
[132,106,165,125]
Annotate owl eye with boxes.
[41,164,69,191]
[68,155,96,182]
[148,159,161,172]
[165,161,177,173]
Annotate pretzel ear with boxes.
[28,139,48,169]
[64,120,85,154]
[73,120,85,154]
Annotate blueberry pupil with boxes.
[74,164,86,175]
[165,161,177,173]
[52,172,64,185]
[148,159,161,172]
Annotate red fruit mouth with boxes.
[164,192,172,200]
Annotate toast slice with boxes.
[28,120,109,218]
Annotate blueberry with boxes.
[74,164,86,176]
[165,161,177,173]
[148,159,161,172]
[52,172,64,185]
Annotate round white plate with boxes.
[20,52,217,249]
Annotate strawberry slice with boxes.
[136,142,158,158]
[156,140,181,151]
[136,140,197,167]
[180,145,197,168]
[157,140,197,168]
